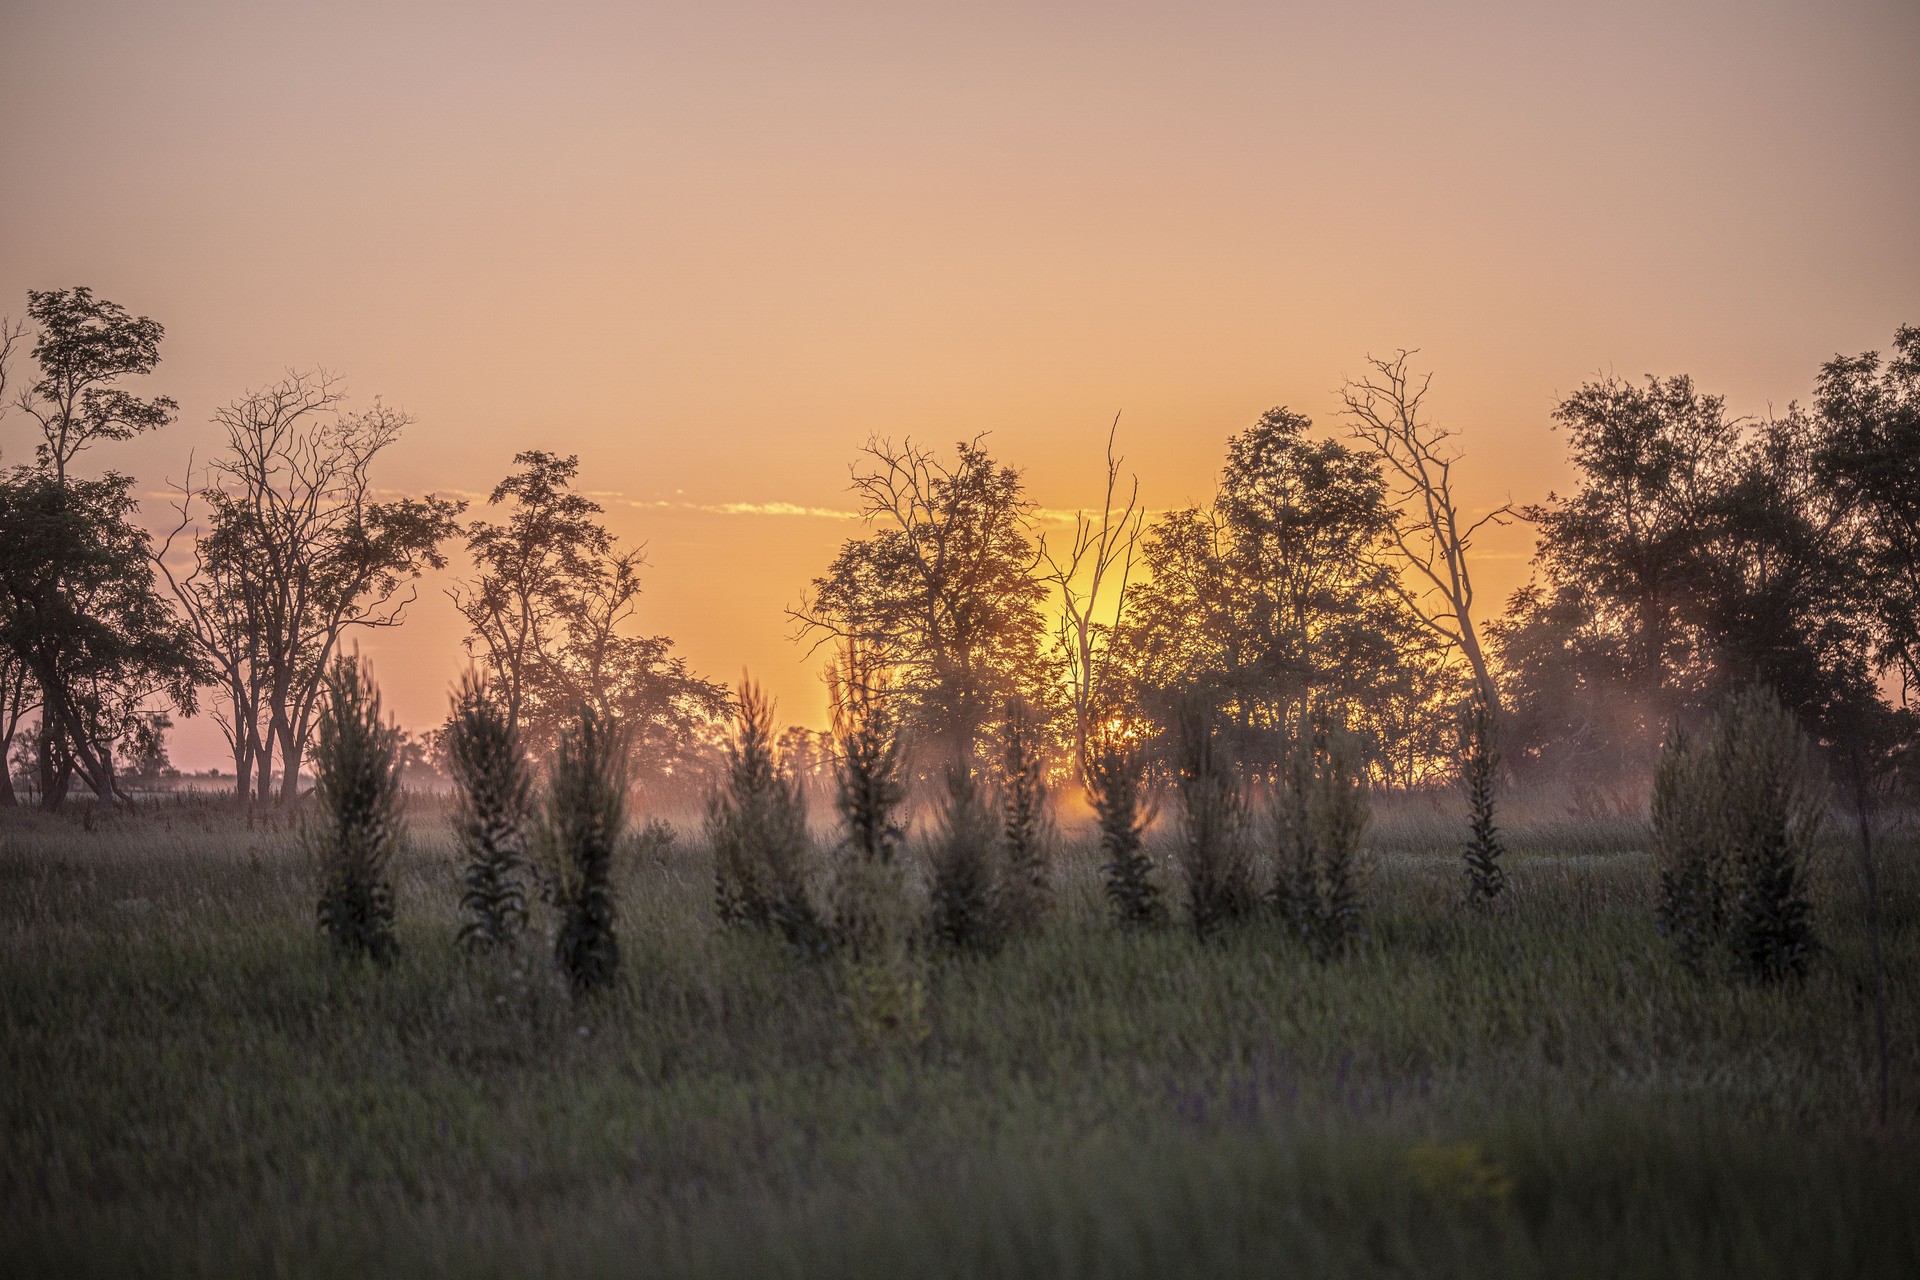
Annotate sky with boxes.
[3,0,1917,770]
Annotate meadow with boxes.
[2,792,1915,1278]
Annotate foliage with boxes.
[13,287,176,482]
[445,672,531,954]
[1170,698,1254,941]
[824,650,909,957]
[995,696,1053,930]
[792,437,1051,768]
[1650,686,1825,981]
[1087,721,1163,928]
[1458,693,1507,901]
[707,681,823,953]
[926,767,1002,954]
[0,468,200,809]
[542,705,630,996]
[1273,716,1372,958]
[308,654,403,965]
[453,451,728,782]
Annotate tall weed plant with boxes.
[309,653,404,965]
[445,671,532,954]
[542,705,629,997]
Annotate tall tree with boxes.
[158,370,463,805]
[452,451,727,774]
[791,436,1050,770]
[1340,351,1509,712]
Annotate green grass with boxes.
[1,795,1915,1277]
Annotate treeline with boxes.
[0,284,1914,815]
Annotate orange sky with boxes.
[3,1,1917,770]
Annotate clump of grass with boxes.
[542,705,629,997]
[995,697,1053,932]
[1273,716,1371,958]
[1654,686,1824,981]
[1170,698,1254,941]
[309,653,404,965]
[1458,693,1508,903]
[1087,720,1164,928]
[927,767,1002,954]
[708,680,824,952]
[445,671,531,954]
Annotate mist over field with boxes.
[2,2,1917,1277]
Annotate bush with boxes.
[995,697,1053,931]
[445,672,531,954]
[309,653,403,965]
[1653,686,1825,981]
[708,680,824,952]
[1272,715,1371,959]
[1458,693,1508,903]
[1088,721,1164,928]
[927,768,1002,954]
[825,651,909,958]
[542,705,629,997]
[1170,699,1254,941]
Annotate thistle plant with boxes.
[1171,698,1254,941]
[445,672,531,954]
[1457,692,1508,903]
[996,696,1053,931]
[543,705,629,997]
[1088,719,1163,928]
[1272,715,1371,959]
[310,653,404,965]
[708,680,823,952]
[927,767,1002,954]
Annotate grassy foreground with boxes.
[2,796,1915,1278]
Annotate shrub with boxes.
[995,696,1053,931]
[825,650,909,958]
[1272,715,1371,959]
[542,705,629,997]
[445,671,531,954]
[927,768,1002,954]
[1088,721,1164,928]
[1457,693,1508,903]
[1170,698,1254,941]
[309,653,403,965]
[1650,686,1825,981]
[708,680,824,952]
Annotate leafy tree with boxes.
[792,436,1051,770]
[452,451,727,779]
[0,469,199,810]
[12,288,176,482]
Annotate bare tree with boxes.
[1341,351,1509,712]
[1038,416,1144,779]
[157,370,462,805]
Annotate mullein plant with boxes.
[995,696,1054,932]
[542,705,629,997]
[927,766,1002,954]
[707,680,824,953]
[1088,718,1164,928]
[1171,698,1255,941]
[310,653,404,965]
[1273,714,1371,959]
[445,672,532,953]
[826,647,925,1047]
[1653,686,1824,981]
[1457,692,1508,903]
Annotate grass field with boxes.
[2,793,1915,1278]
